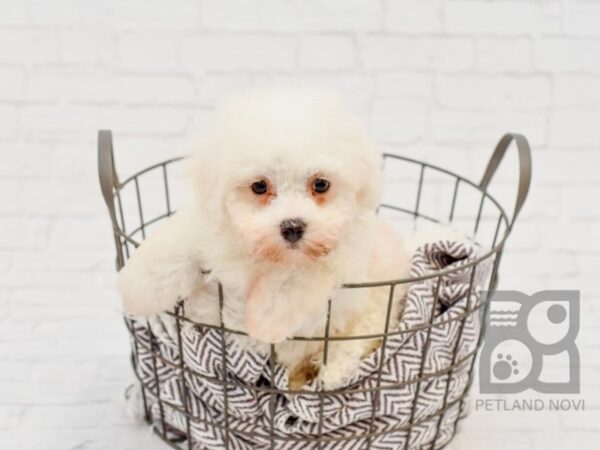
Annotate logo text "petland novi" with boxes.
[475,398,585,412]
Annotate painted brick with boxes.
[370,98,429,142]
[200,0,383,32]
[444,1,562,35]
[118,32,180,71]
[384,0,442,33]
[475,38,532,73]
[114,0,201,31]
[361,36,474,72]
[554,75,600,107]
[565,0,600,37]
[59,29,116,64]
[0,106,19,139]
[549,108,600,147]
[299,36,357,70]
[535,38,600,73]
[436,75,552,109]
[0,68,26,101]
[0,29,58,63]
[181,35,296,71]
[0,219,48,250]
[429,109,547,146]
[375,72,434,99]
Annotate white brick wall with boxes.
[1,0,598,448]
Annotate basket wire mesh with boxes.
[98,131,531,449]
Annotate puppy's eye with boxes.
[312,178,330,194]
[251,180,268,195]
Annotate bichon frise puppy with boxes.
[117,87,411,389]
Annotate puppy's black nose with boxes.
[280,218,306,244]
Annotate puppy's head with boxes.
[190,87,382,266]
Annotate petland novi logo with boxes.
[479,290,580,394]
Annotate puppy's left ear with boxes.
[355,143,383,211]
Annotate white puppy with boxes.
[117,88,411,389]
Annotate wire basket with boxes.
[98,131,531,450]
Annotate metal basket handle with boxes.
[98,129,124,268]
[480,133,532,230]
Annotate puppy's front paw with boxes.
[117,261,180,317]
[318,364,349,390]
[316,343,365,390]
[117,263,152,316]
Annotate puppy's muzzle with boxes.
[280,218,306,244]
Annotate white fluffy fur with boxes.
[117,87,413,389]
